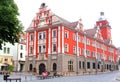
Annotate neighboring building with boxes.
[25,3,118,75]
[13,33,26,72]
[0,43,14,71]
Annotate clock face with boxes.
[40,20,45,25]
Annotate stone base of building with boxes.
[25,54,119,76]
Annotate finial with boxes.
[79,18,82,21]
[100,12,104,16]
[41,3,46,8]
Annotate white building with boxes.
[13,33,26,72]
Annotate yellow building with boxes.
[0,43,14,71]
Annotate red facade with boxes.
[26,3,118,64]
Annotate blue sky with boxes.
[14,0,120,47]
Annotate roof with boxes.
[85,28,97,37]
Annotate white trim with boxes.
[48,28,51,54]
[76,32,79,56]
[34,31,36,55]
[26,33,28,56]
[84,35,86,57]
[62,26,64,53]
[95,40,98,59]
[58,26,60,53]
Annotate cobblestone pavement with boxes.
[0,71,120,82]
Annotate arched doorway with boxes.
[53,63,57,71]
[39,63,46,75]
[29,64,33,72]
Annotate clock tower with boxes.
[96,12,111,40]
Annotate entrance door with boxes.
[39,63,46,75]
[29,64,33,72]
[20,63,24,72]
[53,63,57,71]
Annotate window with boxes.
[87,62,90,69]
[79,61,81,69]
[4,58,8,61]
[38,16,41,19]
[82,62,85,69]
[68,60,73,71]
[92,51,96,57]
[86,50,90,56]
[39,45,41,53]
[39,32,42,40]
[82,49,84,55]
[92,40,95,47]
[52,30,56,38]
[21,39,25,43]
[20,53,23,58]
[86,39,90,45]
[43,45,46,52]
[65,31,69,38]
[93,63,95,69]
[48,19,51,24]
[73,46,76,54]
[73,34,76,41]
[7,48,10,54]
[30,34,33,41]
[65,44,69,52]
[20,45,23,50]
[36,22,38,27]
[53,43,56,52]
[43,32,46,39]
[4,43,6,46]
[30,47,33,54]
[46,12,49,17]
[82,37,86,43]
[4,47,6,54]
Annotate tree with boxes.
[0,0,23,49]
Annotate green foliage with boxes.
[0,0,24,49]
[8,65,14,72]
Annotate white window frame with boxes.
[43,44,46,52]
[73,34,76,41]
[65,43,69,52]
[30,34,33,41]
[52,43,57,52]
[65,30,69,38]
[52,29,57,38]
[43,32,46,39]
[39,32,42,40]
[86,50,90,56]
[73,46,76,54]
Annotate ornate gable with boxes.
[75,19,84,31]
[94,26,103,40]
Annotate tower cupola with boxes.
[96,12,112,40]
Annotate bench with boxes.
[6,78,21,82]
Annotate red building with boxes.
[25,3,118,75]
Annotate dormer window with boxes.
[36,23,38,27]
[48,19,51,24]
[38,16,41,19]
